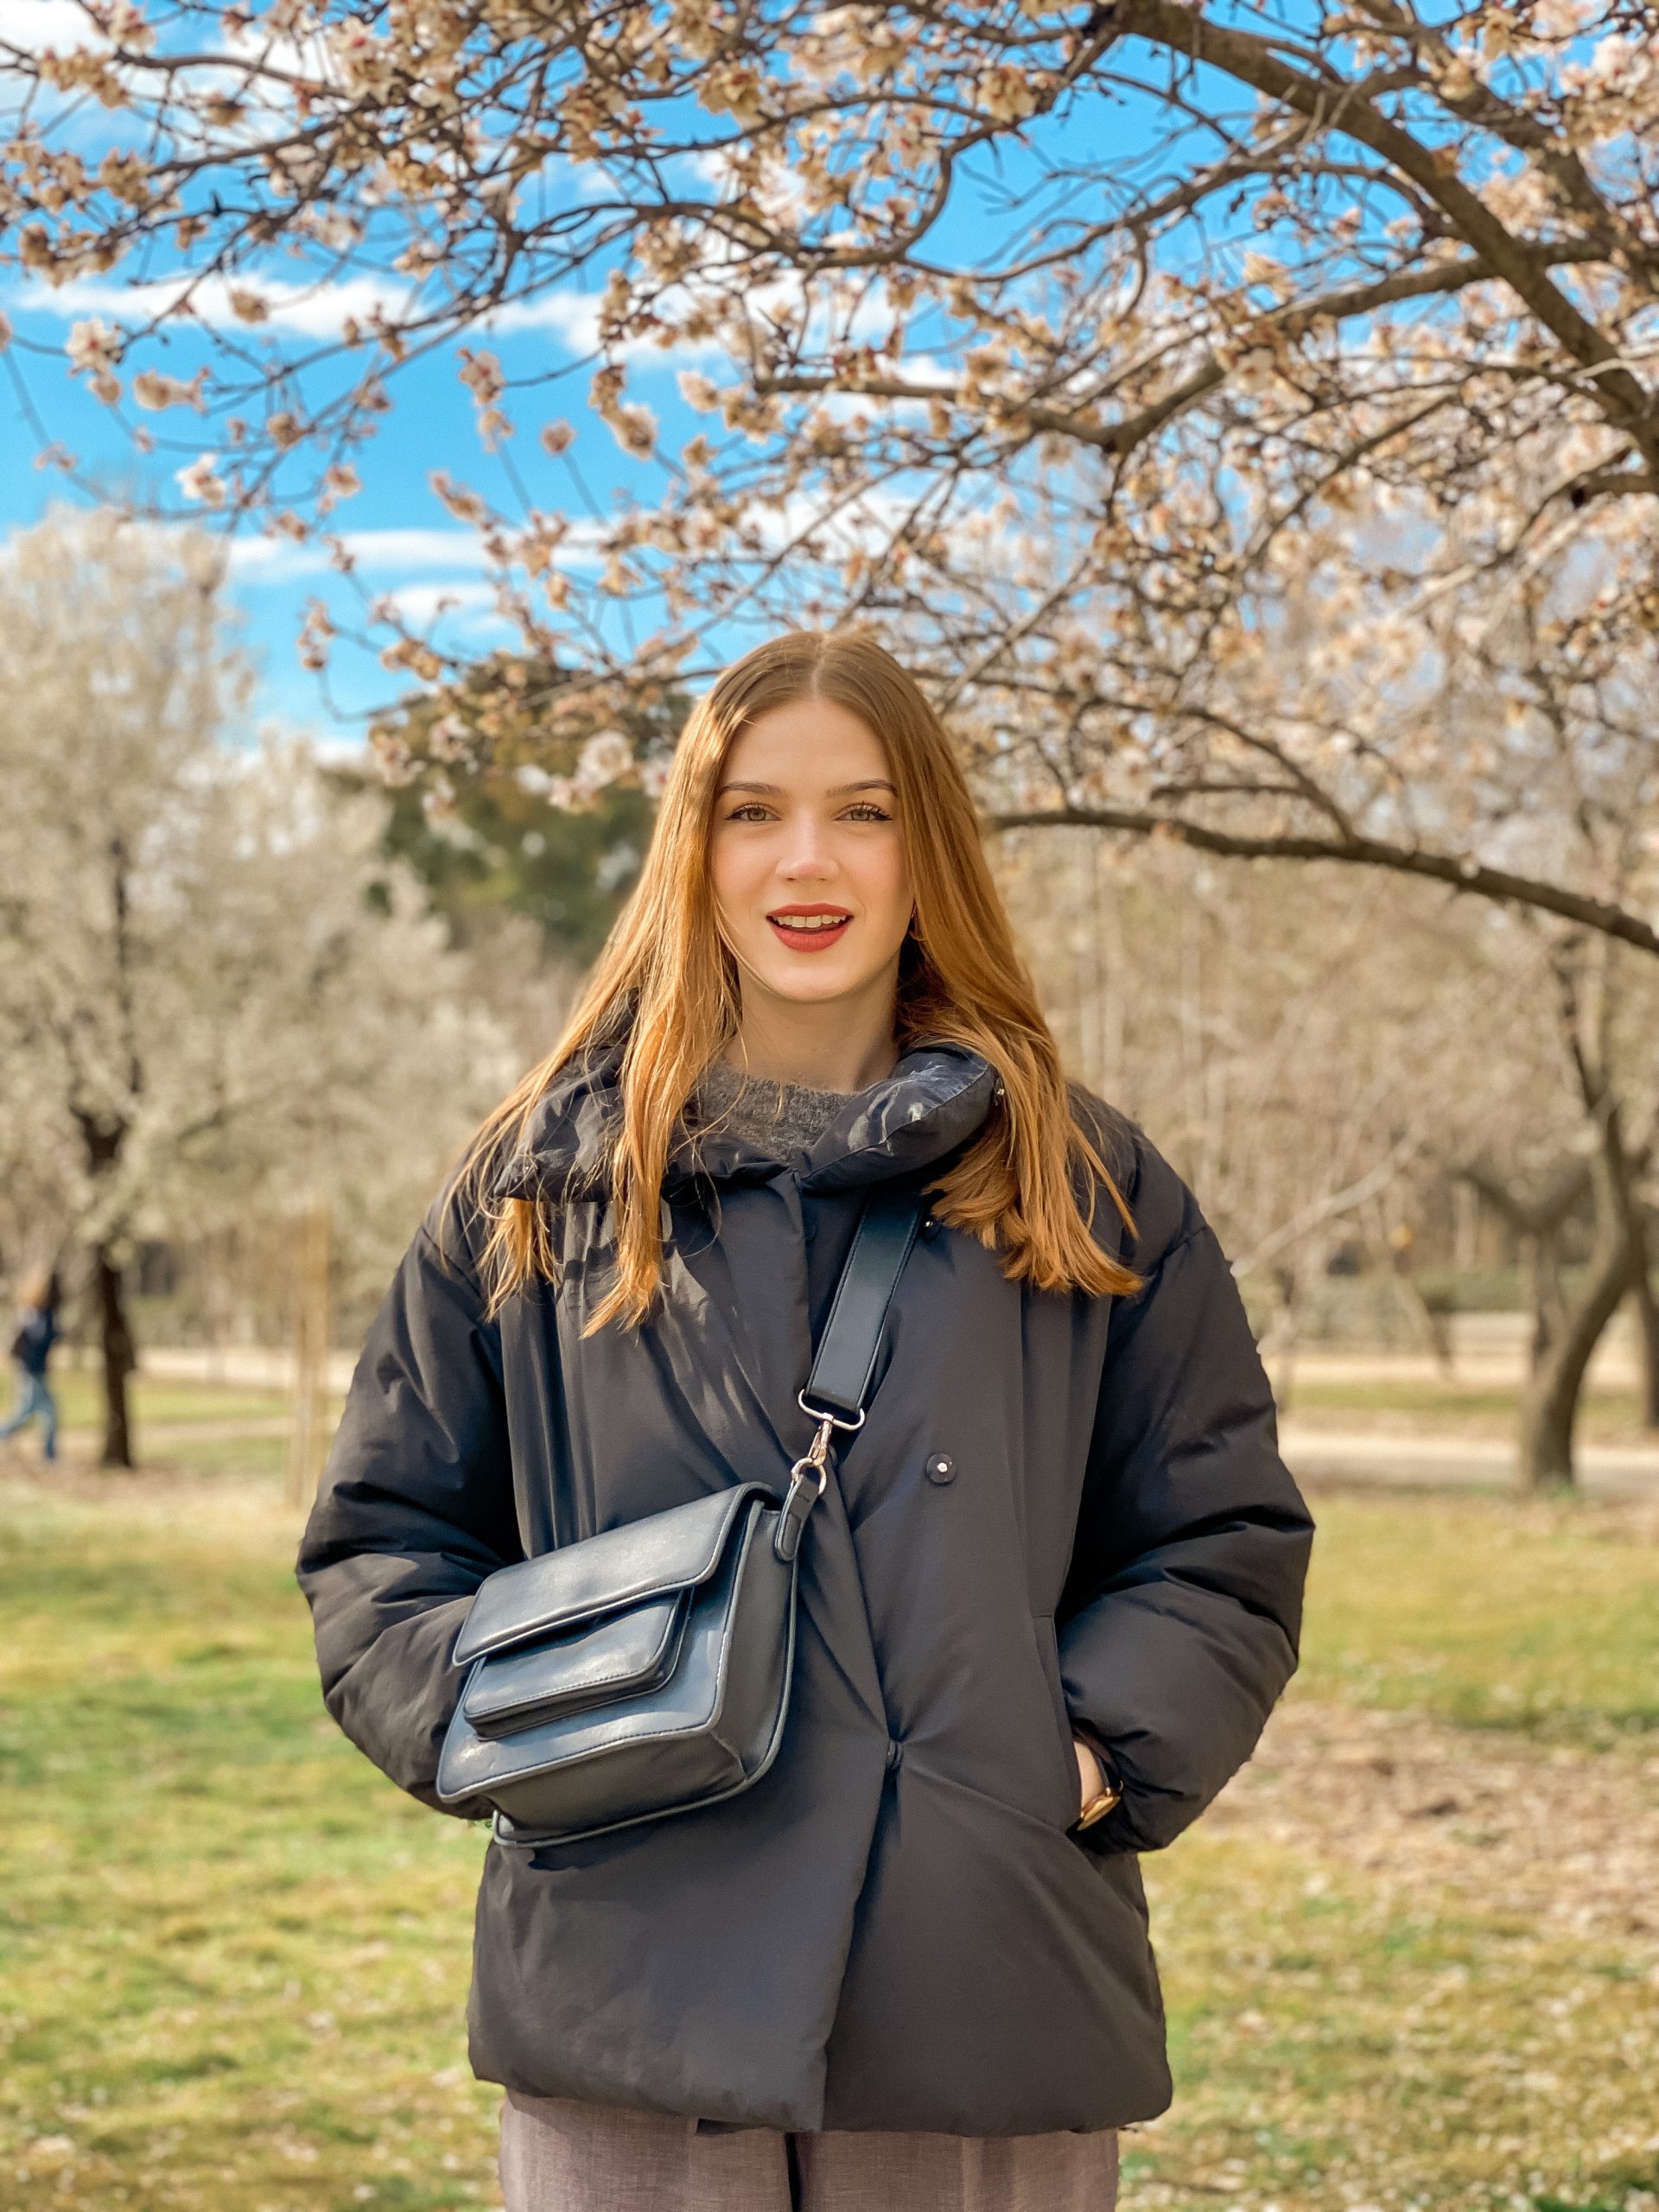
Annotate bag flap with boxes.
[461,1590,685,1734]
[454,1480,778,1666]
[435,1497,776,1811]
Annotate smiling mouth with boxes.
[767,907,852,951]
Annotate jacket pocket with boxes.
[1030,1613,1082,1831]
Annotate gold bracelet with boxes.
[1075,1776,1122,1831]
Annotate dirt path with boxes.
[1210,1696,1659,1954]
[1279,1421,1659,1497]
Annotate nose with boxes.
[776,811,838,883]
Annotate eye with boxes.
[842,801,893,822]
[724,802,773,822]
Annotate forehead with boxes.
[719,696,891,789]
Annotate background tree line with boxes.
[3,503,1655,1493]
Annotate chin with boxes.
[752,957,877,1006]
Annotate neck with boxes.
[722,974,900,1093]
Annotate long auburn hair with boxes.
[462,629,1141,1332]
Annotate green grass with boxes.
[0,1371,345,1484]
[1295,1491,1659,1740]
[0,1484,497,2211]
[1,1476,1655,2210]
[141,1429,318,1479]
[31,1372,298,1433]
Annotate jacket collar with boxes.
[495,1014,999,1204]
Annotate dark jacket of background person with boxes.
[296,1029,1314,2135]
[10,1303,57,1376]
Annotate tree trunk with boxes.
[1627,1211,1659,1431]
[1518,1164,1637,1491]
[285,1198,333,1507]
[1515,938,1655,1486]
[93,1243,136,1469]
[1386,1257,1454,1374]
[1258,1262,1302,1415]
[1519,1228,1570,1374]
[1459,1162,1586,1379]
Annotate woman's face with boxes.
[708,695,913,1016]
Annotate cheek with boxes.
[862,841,912,938]
[708,836,760,920]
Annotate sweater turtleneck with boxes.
[695,1053,861,1161]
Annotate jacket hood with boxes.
[494,1019,1001,1205]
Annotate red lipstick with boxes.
[766,903,853,953]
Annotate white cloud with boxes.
[12,262,912,385]
[14,267,731,367]
[483,289,605,346]
[229,527,494,582]
[486,264,931,373]
[229,518,609,586]
[288,724,371,764]
[480,288,728,367]
[12,271,415,338]
[815,352,956,423]
[369,581,504,628]
[213,16,339,86]
[538,151,628,206]
[0,0,99,54]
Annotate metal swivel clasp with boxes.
[772,1391,865,1562]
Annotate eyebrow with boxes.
[716,779,897,797]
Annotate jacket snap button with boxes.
[921,1214,941,1238]
[925,1452,955,1485]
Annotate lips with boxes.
[767,905,852,953]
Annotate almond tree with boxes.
[0,507,517,1465]
[2,3,1656,951]
[999,832,1491,1332]
[1007,829,1659,1490]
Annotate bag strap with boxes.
[801,1183,925,1422]
[772,1183,925,1562]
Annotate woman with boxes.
[1,1271,60,1463]
[297,631,1313,2212]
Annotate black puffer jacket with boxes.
[296,1028,1313,2135]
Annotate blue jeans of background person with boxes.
[0,1367,57,1458]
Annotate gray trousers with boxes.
[499,2089,1120,2211]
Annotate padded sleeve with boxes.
[1057,1133,1315,1853]
[295,1189,523,1816]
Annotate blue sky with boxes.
[3,264,729,750]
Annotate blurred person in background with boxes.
[2,1270,60,1462]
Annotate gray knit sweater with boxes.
[695,1055,858,1160]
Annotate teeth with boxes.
[772,913,847,931]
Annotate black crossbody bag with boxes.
[435,1185,924,1850]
